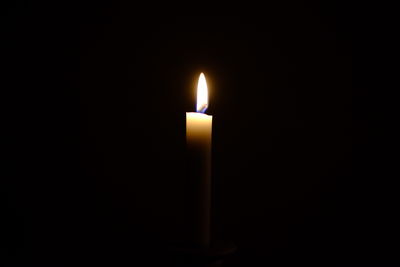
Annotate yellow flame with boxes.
[196,73,208,113]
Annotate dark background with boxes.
[2,1,395,266]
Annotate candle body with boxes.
[186,112,212,247]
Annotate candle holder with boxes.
[168,240,237,267]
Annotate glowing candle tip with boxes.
[196,73,208,113]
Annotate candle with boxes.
[186,73,212,247]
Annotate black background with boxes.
[2,1,395,266]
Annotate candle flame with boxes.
[196,73,208,113]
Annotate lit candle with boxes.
[186,73,212,247]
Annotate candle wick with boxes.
[197,104,208,114]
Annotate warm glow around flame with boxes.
[196,73,208,113]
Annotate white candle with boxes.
[186,73,212,247]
